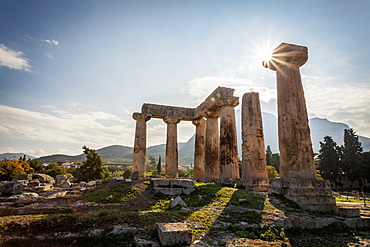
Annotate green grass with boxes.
[82,182,140,203]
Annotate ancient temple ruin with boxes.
[132,87,239,182]
[132,42,337,212]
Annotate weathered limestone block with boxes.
[269,178,337,212]
[163,117,181,178]
[192,118,206,180]
[219,99,239,180]
[59,181,72,188]
[182,187,196,195]
[170,179,195,188]
[32,173,55,185]
[344,218,370,228]
[13,174,32,182]
[170,196,187,208]
[151,178,170,187]
[241,93,268,179]
[156,222,192,246]
[242,178,269,192]
[10,183,24,194]
[55,174,73,186]
[154,188,183,196]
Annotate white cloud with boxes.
[0,44,31,71]
[0,105,135,148]
[44,39,59,46]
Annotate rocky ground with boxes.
[1,179,370,246]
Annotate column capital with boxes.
[192,117,205,126]
[215,97,239,108]
[263,42,308,71]
[133,113,151,122]
[204,109,220,118]
[163,117,181,125]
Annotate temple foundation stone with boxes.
[241,92,269,191]
[263,42,337,212]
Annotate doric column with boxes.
[263,42,316,179]
[219,99,239,180]
[132,113,151,177]
[163,117,181,178]
[204,109,220,182]
[192,118,206,180]
[241,92,268,180]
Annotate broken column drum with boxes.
[132,113,151,178]
[263,42,316,179]
[164,117,181,178]
[192,118,206,180]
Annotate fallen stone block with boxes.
[182,187,196,195]
[154,188,183,196]
[152,178,170,187]
[170,179,195,188]
[156,222,192,246]
[170,196,187,208]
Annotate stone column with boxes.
[241,93,268,191]
[192,118,206,180]
[132,113,151,177]
[263,42,316,179]
[204,110,220,182]
[163,117,181,178]
[219,99,240,180]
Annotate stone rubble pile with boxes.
[152,178,196,196]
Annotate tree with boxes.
[266,145,273,166]
[318,135,341,185]
[74,146,109,182]
[341,128,364,185]
[271,153,280,172]
[0,158,33,181]
[157,155,162,175]
[28,159,44,172]
[45,163,67,177]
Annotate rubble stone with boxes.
[156,222,192,246]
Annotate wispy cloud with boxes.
[44,39,59,46]
[0,105,135,148]
[0,44,31,71]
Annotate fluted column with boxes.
[132,113,151,177]
[263,42,316,179]
[192,118,206,180]
[241,92,268,179]
[219,99,239,179]
[163,117,181,178]
[204,110,220,182]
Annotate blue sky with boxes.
[1,0,370,157]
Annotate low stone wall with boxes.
[151,178,196,196]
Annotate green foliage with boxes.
[232,225,287,242]
[157,155,161,175]
[267,165,279,178]
[0,158,33,181]
[28,159,43,172]
[45,163,67,177]
[219,209,262,224]
[178,168,193,178]
[271,153,280,172]
[266,145,273,166]
[318,135,341,184]
[74,146,109,182]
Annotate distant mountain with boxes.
[2,114,369,166]
[0,153,36,160]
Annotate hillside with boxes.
[2,114,369,165]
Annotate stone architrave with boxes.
[219,99,239,180]
[204,110,220,182]
[163,117,181,178]
[192,118,206,180]
[263,42,316,179]
[132,113,151,177]
[241,92,268,179]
